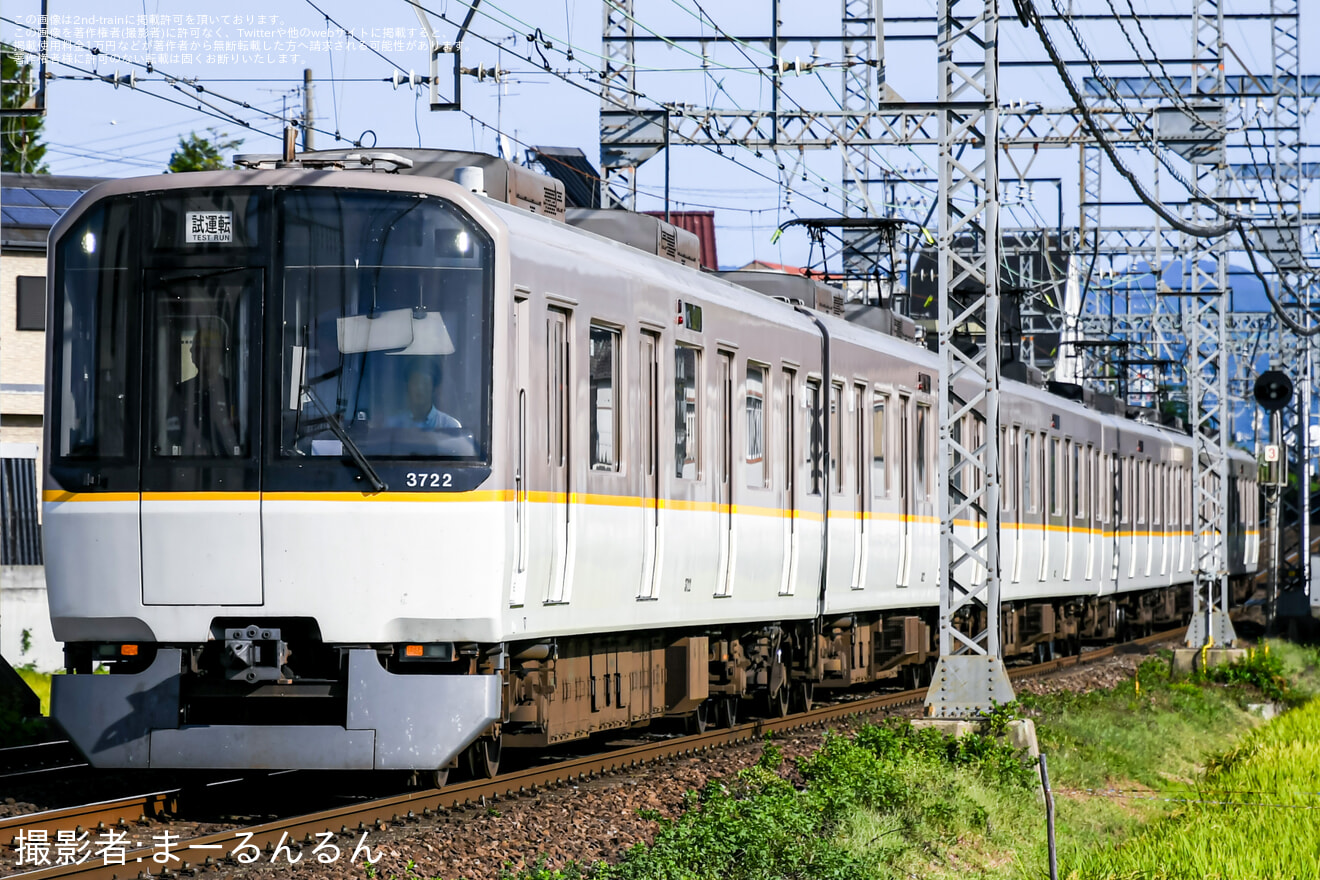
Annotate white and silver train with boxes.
[42,149,1260,776]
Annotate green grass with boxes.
[1070,692,1320,879]
[1001,640,1320,880]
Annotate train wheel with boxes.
[718,695,740,728]
[791,681,814,713]
[464,736,501,780]
[686,700,710,734]
[761,683,790,718]
[410,767,448,789]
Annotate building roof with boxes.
[738,259,809,275]
[1,172,106,251]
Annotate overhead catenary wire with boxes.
[1044,0,1242,226]
[1014,0,1238,239]
[0,16,372,149]
[306,0,843,216]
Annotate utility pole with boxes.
[302,68,315,152]
[1183,0,1237,651]
[925,0,1013,717]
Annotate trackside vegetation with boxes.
[482,640,1320,880]
[1071,664,1320,880]
[504,722,1038,880]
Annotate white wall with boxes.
[2,565,62,672]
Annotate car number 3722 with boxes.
[405,472,453,489]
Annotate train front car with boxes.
[44,172,510,773]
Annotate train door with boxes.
[545,307,571,604]
[779,367,798,595]
[1129,458,1140,579]
[1038,438,1050,583]
[1085,446,1097,581]
[1008,427,1022,583]
[639,331,661,600]
[1014,429,1029,584]
[715,352,735,597]
[1111,454,1122,582]
[897,394,912,587]
[851,384,867,589]
[1063,440,1074,582]
[141,267,263,605]
[509,293,530,606]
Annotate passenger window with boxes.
[745,363,767,488]
[951,416,964,495]
[674,345,700,479]
[1022,432,1034,513]
[807,379,823,496]
[871,391,887,498]
[1003,427,1016,512]
[1138,460,1147,524]
[830,382,844,495]
[1072,442,1082,519]
[588,326,619,471]
[1049,438,1060,516]
[916,403,930,498]
[1153,464,1162,525]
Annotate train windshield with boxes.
[49,185,494,492]
[280,190,493,462]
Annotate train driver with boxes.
[387,358,462,430]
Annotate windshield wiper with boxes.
[299,386,388,493]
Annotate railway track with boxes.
[3,626,1184,879]
[0,743,85,782]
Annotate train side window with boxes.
[950,415,964,495]
[1022,431,1034,513]
[871,391,887,498]
[1049,438,1060,516]
[1186,466,1194,527]
[1154,464,1163,526]
[588,325,620,472]
[830,382,844,495]
[1003,426,1016,512]
[916,403,930,498]
[1102,454,1112,524]
[745,363,767,488]
[1138,459,1146,523]
[674,345,701,479]
[806,378,823,496]
[1092,448,1102,522]
[1121,458,1130,524]
[1072,442,1083,519]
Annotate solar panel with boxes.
[3,205,61,226]
[1,187,43,207]
[29,188,82,208]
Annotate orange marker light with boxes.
[120,644,139,656]
[405,644,424,657]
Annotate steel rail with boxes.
[0,742,85,781]
[6,626,1187,879]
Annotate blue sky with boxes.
[3,1,1315,272]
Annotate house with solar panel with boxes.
[1,172,101,673]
